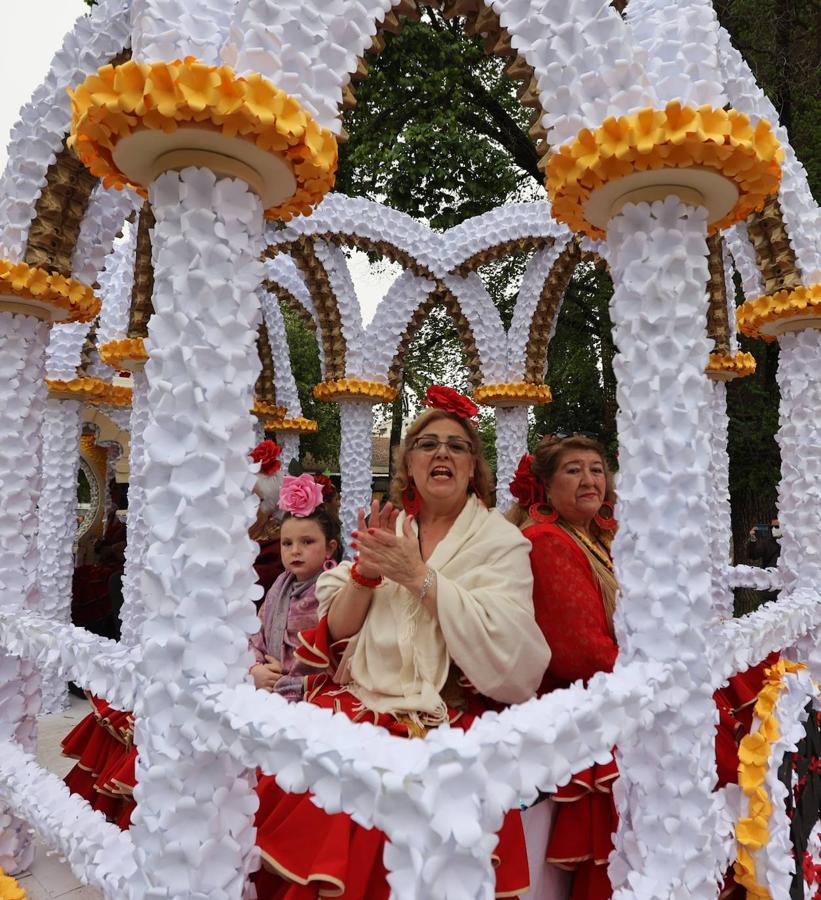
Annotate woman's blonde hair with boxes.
[390,410,494,507]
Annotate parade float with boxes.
[0,0,817,898]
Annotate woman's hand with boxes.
[251,655,282,692]
[354,515,427,590]
[352,500,400,579]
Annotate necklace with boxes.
[564,524,614,573]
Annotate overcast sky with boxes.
[0,1,396,324]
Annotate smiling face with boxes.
[406,416,476,516]
[280,516,335,582]
[546,449,607,530]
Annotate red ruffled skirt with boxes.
[253,618,529,898]
[542,654,778,900]
[62,695,136,828]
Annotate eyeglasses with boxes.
[410,437,473,455]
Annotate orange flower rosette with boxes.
[46,377,132,407]
[705,351,756,380]
[99,337,148,372]
[264,416,318,434]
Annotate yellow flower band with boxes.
[264,416,318,434]
[0,867,27,899]
[736,282,821,341]
[252,399,287,419]
[313,379,398,403]
[705,351,757,380]
[734,658,805,897]
[0,259,100,323]
[547,103,782,239]
[99,337,148,372]
[474,382,553,406]
[46,377,132,407]
[69,58,337,221]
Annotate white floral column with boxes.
[774,329,821,593]
[276,433,300,471]
[128,168,263,899]
[605,199,726,898]
[0,311,50,874]
[706,380,734,618]
[118,370,149,648]
[338,400,374,553]
[31,396,83,713]
[494,406,529,512]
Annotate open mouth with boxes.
[430,466,453,481]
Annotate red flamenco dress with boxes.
[61,694,136,828]
[253,618,530,899]
[525,522,776,900]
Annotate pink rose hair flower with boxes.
[278,473,325,517]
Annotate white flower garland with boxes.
[494,406,529,513]
[604,199,725,899]
[129,168,264,898]
[707,380,734,617]
[131,0,233,66]
[119,371,149,648]
[259,288,303,416]
[337,400,374,552]
[31,397,83,713]
[0,739,136,895]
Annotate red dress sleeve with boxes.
[525,524,618,691]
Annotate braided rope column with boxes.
[605,199,725,898]
[0,311,49,873]
[128,168,263,899]
[32,397,83,713]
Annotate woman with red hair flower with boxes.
[253,386,551,899]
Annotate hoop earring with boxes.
[323,557,337,571]
[402,478,422,517]
[529,500,559,525]
[594,501,617,531]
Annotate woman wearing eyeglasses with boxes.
[253,386,551,899]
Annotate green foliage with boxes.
[337,12,539,229]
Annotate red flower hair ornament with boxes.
[509,453,545,508]
[313,473,335,501]
[250,439,282,476]
[424,385,479,422]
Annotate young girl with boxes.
[249,472,340,702]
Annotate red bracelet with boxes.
[351,562,383,588]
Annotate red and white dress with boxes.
[525,522,775,900]
[254,496,551,899]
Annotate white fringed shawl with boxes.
[316,496,551,719]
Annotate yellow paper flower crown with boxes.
[69,58,337,221]
[705,351,757,380]
[0,867,26,899]
[0,259,100,323]
[473,382,553,406]
[547,103,782,239]
[99,337,148,371]
[313,378,398,403]
[46,377,132,407]
[736,282,821,341]
[264,416,318,434]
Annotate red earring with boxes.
[402,479,422,516]
[594,501,617,531]
[529,501,559,525]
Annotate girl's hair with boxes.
[390,409,493,507]
[507,435,616,541]
[281,505,343,561]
